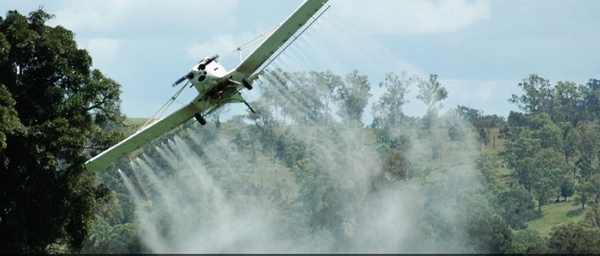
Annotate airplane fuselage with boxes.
[189,58,228,93]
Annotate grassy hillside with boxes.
[526,202,586,237]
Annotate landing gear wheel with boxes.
[242,77,253,90]
[194,113,207,126]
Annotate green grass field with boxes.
[526,201,586,237]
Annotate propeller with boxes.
[171,54,220,87]
[198,54,219,70]
[172,72,194,87]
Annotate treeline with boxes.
[470,75,600,253]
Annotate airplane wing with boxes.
[85,102,201,172]
[233,0,329,77]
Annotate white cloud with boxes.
[49,0,239,37]
[331,0,491,35]
[49,0,134,32]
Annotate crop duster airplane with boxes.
[85,0,330,172]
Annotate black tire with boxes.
[242,77,253,90]
[194,113,207,126]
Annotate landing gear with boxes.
[242,77,253,90]
[194,113,207,126]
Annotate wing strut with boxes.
[140,80,189,130]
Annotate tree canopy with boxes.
[0,9,125,253]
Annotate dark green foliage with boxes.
[508,110,529,127]
[495,185,538,229]
[590,174,600,204]
[575,181,594,210]
[579,206,600,229]
[585,79,600,121]
[549,223,600,254]
[510,229,549,254]
[0,9,125,253]
[559,175,575,201]
[577,155,593,181]
[466,214,514,254]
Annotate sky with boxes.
[2,0,600,123]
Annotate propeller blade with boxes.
[199,55,219,70]
[172,72,194,87]
[208,54,219,64]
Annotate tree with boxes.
[507,111,529,127]
[584,78,600,121]
[530,149,563,211]
[578,127,600,163]
[562,125,581,164]
[549,223,600,254]
[509,74,555,116]
[559,175,575,202]
[579,206,600,229]
[0,9,125,253]
[448,122,466,142]
[475,153,503,190]
[417,74,448,128]
[529,113,563,152]
[501,132,541,193]
[372,72,413,130]
[455,105,482,124]
[335,70,371,127]
[260,68,292,123]
[314,70,344,126]
[473,117,495,153]
[577,155,593,181]
[510,229,549,254]
[495,185,537,230]
[589,174,600,204]
[554,81,587,126]
[289,71,326,124]
[0,84,26,168]
[575,181,594,210]
[466,215,514,254]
